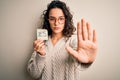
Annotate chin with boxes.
[53,30,63,34]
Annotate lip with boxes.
[54,27,60,30]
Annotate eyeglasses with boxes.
[48,16,65,24]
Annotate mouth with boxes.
[54,27,60,30]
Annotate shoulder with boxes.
[70,34,77,40]
[69,34,77,43]
[66,34,77,49]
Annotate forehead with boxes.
[49,8,64,17]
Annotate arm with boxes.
[27,51,46,79]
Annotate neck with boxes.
[51,33,63,40]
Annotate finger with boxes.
[34,40,44,50]
[93,30,97,43]
[41,45,45,50]
[82,19,88,40]
[35,43,44,52]
[77,22,83,42]
[87,22,92,41]
[66,46,78,59]
[33,39,44,47]
[35,42,45,50]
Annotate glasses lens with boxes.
[59,17,65,24]
[48,17,65,24]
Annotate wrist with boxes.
[37,51,46,56]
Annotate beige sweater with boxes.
[27,35,90,80]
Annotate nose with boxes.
[54,19,59,26]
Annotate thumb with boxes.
[66,45,79,60]
[66,45,72,53]
[65,45,78,56]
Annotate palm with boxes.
[66,19,97,63]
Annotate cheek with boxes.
[49,24,54,29]
[62,25,65,30]
[49,24,65,29]
[62,24,65,29]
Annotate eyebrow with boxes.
[49,16,65,18]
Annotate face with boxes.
[48,8,65,35]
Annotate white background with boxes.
[0,0,120,80]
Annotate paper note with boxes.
[37,29,48,40]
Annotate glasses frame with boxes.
[48,16,66,24]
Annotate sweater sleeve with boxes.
[69,35,92,70]
[27,51,46,79]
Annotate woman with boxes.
[27,0,97,80]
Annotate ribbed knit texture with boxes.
[27,35,88,80]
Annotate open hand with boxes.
[66,19,97,63]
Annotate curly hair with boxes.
[42,0,76,37]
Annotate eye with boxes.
[49,18,54,20]
[49,18,55,21]
[59,17,65,21]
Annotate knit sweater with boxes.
[27,35,90,80]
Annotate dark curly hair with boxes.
[42,0,76,37]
